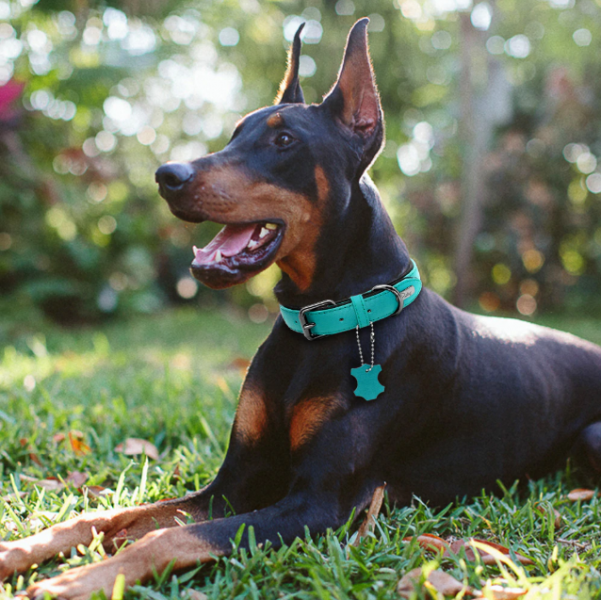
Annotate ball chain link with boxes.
[355,321,375,372]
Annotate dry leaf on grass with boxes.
[186,590,208,600]
[452,539,534,566]
[84,485,108,498]
[397,567,474,598]
[67,471,89,488]
[38,478,65,491]
[20,474,65,492]
[2,491,26,500]
[403,533,449,553]
[403,535,533,565]
[472,584,527,600]
[29,453,42,466]
[353,483,386,546]
[36,478,65,492]
[19,474,37,483]
[19,438,42,465]
[69,430,91,456]
[115,438,159,460]
[534,503,562,529]
[567,488,596,502]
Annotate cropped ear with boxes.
[275,23,305,104]
[322,18,384,171]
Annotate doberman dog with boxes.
[4,17,601,600]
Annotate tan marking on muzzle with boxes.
[191,164,328,292]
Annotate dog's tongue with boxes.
[194,224,257,264]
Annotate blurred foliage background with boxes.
[2,0,601,330]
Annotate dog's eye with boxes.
[274,132,294,148]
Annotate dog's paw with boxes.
[27,563,118,600]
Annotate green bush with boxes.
[2,0,601,323]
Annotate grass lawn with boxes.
[1,307,601,599]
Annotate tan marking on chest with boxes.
[233,384,268,444]
[289,395,343,451]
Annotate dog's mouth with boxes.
[190,220,285,288]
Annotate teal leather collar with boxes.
[280,260,422,340]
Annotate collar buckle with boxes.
[298,299,336,340]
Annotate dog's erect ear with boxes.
[275,23,305,105]
[322,18,383,171]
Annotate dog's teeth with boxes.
[265,223,277,230]
[215,250,222,262]
[259,227,269,239]
[248,240,258,250]
[193,245,199,256]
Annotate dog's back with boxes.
[375,288,601,503]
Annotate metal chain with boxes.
[355,321,375,371]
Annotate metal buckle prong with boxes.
[369,284,407,316]
[298,299,336,340]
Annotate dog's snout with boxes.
[155,162,195,195]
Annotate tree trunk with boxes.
[453,8,510,307]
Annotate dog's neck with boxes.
[275,175,412,308]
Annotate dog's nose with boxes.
[155,162,195,194]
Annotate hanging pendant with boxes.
[352,323,385,400]
[351,364,385,401]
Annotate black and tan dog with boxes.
[4,18,601,600]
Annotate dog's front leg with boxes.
[0,496,205,581]
[27,419,377,600]
[0,380,286,580]
[0,451,279,581]
[0,454,267,580]
[26,486,358,600]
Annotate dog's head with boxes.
[156,18,383,291]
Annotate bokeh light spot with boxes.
[505,35,531,58]
[431,30,452,50]
[470,2,492,31]
[517,294,537,316]
[248,303,269,323]
[98,215,117,235]
[299,55,316,77]
[486,35,505,55]
[492,263,511,284]
[335,0,355,15]
[176,276,198,299]
[522,249,544,273]
[367,14,385,32]
[219,27,239,47]
[479,291,500,312]
[586,173,601,194]
[573,28,592,46]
